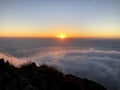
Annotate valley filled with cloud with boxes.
[0,48,120,90]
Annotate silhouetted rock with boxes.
[0,58,107,90]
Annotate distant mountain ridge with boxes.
[0,58,107,90]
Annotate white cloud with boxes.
[0,48,120,90]
[31,49,120,90]
[0,52,27,66]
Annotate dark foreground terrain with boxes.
[0,58,107,90]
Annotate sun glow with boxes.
[58,34,66,39]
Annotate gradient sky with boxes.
[0,0,120,38]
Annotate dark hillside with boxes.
[0,58,107,90]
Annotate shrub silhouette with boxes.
[0,58,107,90]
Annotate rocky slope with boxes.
[0,58,107,90]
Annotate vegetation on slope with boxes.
[0,58,107,90]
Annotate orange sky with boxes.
[0,26,120,38]
[0,0,120,39]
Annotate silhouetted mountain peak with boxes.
[0,58,107,90]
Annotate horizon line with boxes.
[0,36,120,39]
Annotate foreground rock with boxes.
[0,58,107,90]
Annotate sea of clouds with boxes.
[0,48,120,90]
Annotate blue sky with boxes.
[0,0,120,38]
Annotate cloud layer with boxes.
[0,52,27,66]
[0,48,120,90]
[31,48,120,90]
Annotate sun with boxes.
[58,34,66,39]
[60,35,65,39]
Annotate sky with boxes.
[0,0,120,38]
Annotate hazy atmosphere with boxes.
[0,0,120,38]
[0,0,120,90]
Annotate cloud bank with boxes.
[31,48,120,90]
[0,52,27,66]
[0,48,120,90]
